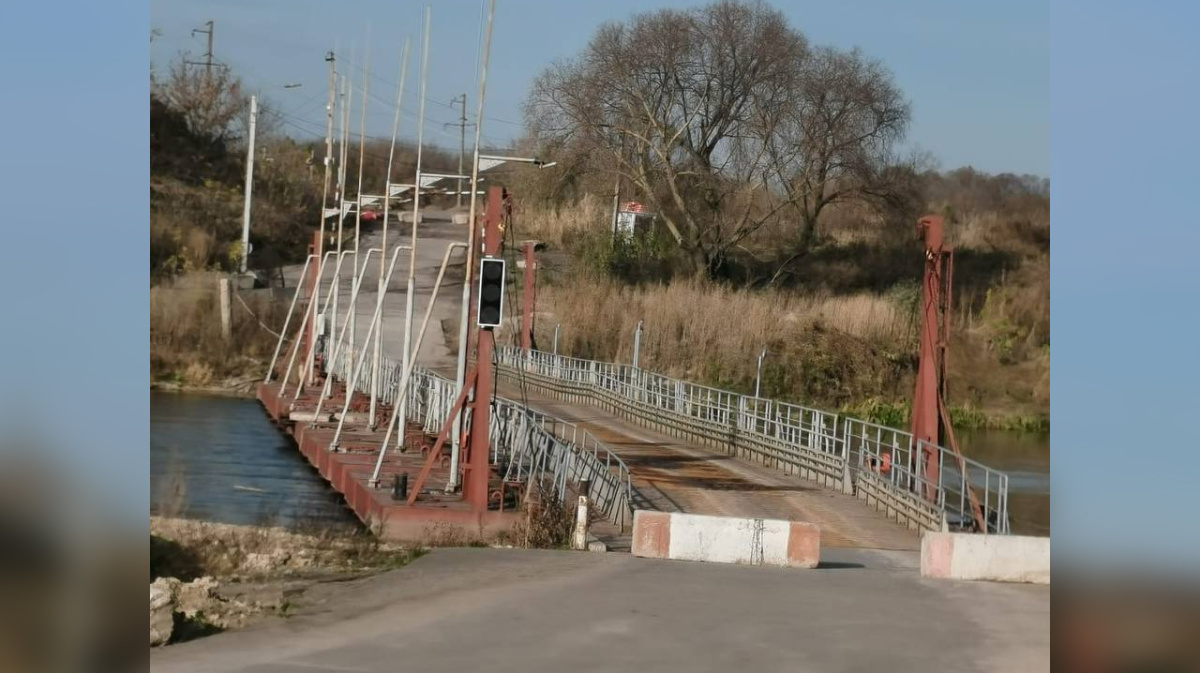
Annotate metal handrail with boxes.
[327,347,636,530]
[496,346,1010,535]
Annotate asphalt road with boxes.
[150,547,1049,673]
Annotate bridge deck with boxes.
[496,380,921,551]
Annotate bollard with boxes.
[571,495,589,551]
[218,277,232,340]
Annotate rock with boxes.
[150,578,178,646]
[176,576,219,618]
[242,549,292,575]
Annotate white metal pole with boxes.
[553,323,560,356]
[312,248,381,409]
[304,50,338,386]
[450,0,496,491]
[313,247,400,427]
[284,251,359,401]
[279,253,350,402]
[300,250,340,386]
[369,36,412,428]
[349,36,370,392]
[239,95,257,275]
[401,6,432,450]
[370,242,467,485]
[332,72,351,381]
[294,250,355,402]
[264,254,315,383]
[755,347,766,399]
[633,319,643,369]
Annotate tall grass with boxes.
[150,272,287,384]
[517,193,606,247]
[536,276,918,408]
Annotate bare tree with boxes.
[526,0,914,281]
[527,0,808,276]
[154,56,247,144]
[763,46,911,284]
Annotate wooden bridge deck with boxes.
[496,380,921,551]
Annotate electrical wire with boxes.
[500,203,532,412]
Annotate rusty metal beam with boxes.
[406,366,479,505]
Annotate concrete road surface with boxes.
[151,547,1049,673]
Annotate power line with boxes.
[339,52,523,128]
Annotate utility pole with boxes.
[445,94,474,208]
[302,50,338,386]
[239,95,258,275]
[190,21,215,81]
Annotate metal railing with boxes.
[496,347,1010,535]
[328,348,635,530]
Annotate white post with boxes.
[264,254,316,383]
[632,319,644,369]
[218,277,232,340]
[553,323,560,356]
[239,95,257,274]
[331,73,351,384]
[401,6,432,450]
[349,37,370,390]
[571,495,589,551]
[450,0,496,491]
[755,347,766,399]
[369,37,412,427]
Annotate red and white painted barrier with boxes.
[631,510,820,568]
[921,532,1050,584]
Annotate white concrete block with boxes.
[921,532,1050,584]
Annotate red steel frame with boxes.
[913,214,985,531]
[407,187,509,512]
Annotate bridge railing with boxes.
[497,347,1010,535]
[329,348,635,530]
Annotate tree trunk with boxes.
[765,213,818,287]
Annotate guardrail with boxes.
[496,347,1009,535]
[328,347,635,530]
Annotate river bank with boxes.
[151,376,259,398]
[150,516,422,646]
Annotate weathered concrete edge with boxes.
[920,531,1049,584]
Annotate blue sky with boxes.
[149,0,1049,177]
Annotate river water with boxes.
[149,392,1050,536]
[958,429,1051,536]
[150,392,359,530]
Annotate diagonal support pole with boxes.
[406,366,479,505]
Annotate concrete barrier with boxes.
[921,532,1050,584]
[631,510,820,568]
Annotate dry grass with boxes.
[540,276,914,370]
[535,276,918,409]
[150,272,287,384]
[517,193,607,247]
